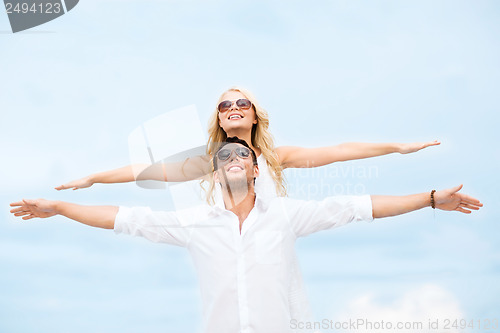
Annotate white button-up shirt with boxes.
[114,195,373,333]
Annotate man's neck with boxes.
[222,188,256,234]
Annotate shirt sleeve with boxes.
[281,195,374,238]
[114,206,191,247]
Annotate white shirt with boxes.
[237,155,313,322]
[114,194,373,333]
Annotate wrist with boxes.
[430,190,436,209]
[53,200,64,215]
[395,143,404,154]
[88,173,98,184]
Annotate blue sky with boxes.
[1,1,499,332]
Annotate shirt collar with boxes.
[254,194,270,211]
[210,193,268,216]
[212,197,226,215]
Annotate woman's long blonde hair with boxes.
[204,86,286,204]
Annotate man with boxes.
[10,137,482,333]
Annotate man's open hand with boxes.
[10,199,58,220]
[434,185,483,214]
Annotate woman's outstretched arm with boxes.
[276,140,440,168]
[55,155,212,191]
[55,165,140,190]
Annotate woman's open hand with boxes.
[55,176,94,191]
[399,140,441,154]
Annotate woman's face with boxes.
[218,90,258,134]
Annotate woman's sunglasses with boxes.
[217,99,253,113]
[216,146,251,161]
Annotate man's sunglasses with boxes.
[217,99,253,113]
[216,146,252,161]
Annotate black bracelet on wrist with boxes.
[430,190,436,209]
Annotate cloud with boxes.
[333,284,463,332]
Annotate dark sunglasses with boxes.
[216,146,252,161]
[217,99,252,113]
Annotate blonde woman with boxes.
[57,86,439,200]
[56,86,439,322]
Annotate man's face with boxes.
[213,143,259,190]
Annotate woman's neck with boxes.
[225,130,261,156]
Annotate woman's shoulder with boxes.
[272,146,300,167]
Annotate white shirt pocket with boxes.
[255,231,283,265]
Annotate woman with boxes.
[56,86,439,322]
[56,86,439,200]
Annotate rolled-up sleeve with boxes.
[282,195,373,238]
[114,206,191,247]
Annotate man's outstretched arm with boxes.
[371,184,483,218]
[10,199,118,229]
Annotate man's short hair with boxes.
[213,137,258,171]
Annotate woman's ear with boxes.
[213,170,220,183]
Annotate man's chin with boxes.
[222,177,250,192]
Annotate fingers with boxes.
[459,202,481,211]
[430,140,441,146]
[13,211,31,217]
[56,184,81,191]
[10,206,26,213]
[10,205,37,219]
[55,184,72,191]
[10,199,35,209]
[10,199,48,220]
[455,207,471,214]
[459,194,483,206]
[55,184,78,190]
[10,208,37,219]
[22,199,36,206]
[455,198,482,214]
[424,140,441,147]
[449,184,463,194]
[462,200,483,208]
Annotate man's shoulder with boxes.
[261,195,372,211]
[124,203,217,225]
[256,195,303,212]
[172,203,219,224]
